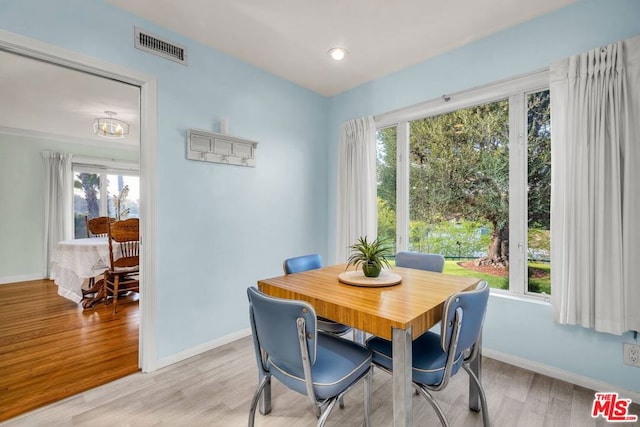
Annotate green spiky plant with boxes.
[346,236,392,277]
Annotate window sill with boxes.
[489,288,551,306]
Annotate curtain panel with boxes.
[550,35,640,335]
[42,151,73,278]
[336,116,378,262]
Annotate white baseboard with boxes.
[483,348,640,403]
[0,273,44,285]
[155,328,252,370]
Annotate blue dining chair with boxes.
[394,251,447,395]
[395,251,445,273]
[365,281,490,427]
[247,287,373,427]
[283,253,323,275]
[283,254,352,337]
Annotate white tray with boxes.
[338,270,402,287]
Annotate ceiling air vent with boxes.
[134,27,187,65]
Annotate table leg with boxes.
[83,277,104,296]
[468,334,482,412]
[392,327,412,427]
[82,279,106,309]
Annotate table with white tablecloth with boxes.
[49,237,111,303]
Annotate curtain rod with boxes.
[73,155,139,171]
[373,68,549,128]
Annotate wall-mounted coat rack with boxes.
[187,129,258,167]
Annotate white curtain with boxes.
[42,151,73,278]
[336,116,378,262]
[550,35,640,335]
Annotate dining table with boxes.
[257,263,483,427]
[49,237,112,305]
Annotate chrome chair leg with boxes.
[259,375,271,415]
[314,403,322,418]
[363,368,372,427]
[463,364,490,427]
[249,374,271,427]
[415,385,450,427]
[317,398,339,427]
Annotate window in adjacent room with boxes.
[73,162,139,239]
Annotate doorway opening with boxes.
[0,31,157,420]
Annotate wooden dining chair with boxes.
[103,218,140,313]
[85,215,115,238]
[82,216,116,299]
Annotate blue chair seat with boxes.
[270,332,372,400]
[366,332,463,386]
[318,316,352,335]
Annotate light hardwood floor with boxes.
[0,279,139,422]
[4,330,638,426]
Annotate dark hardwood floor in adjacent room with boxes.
[0,279,139,422]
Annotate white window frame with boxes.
[375,70,550,298]
[72,157,139,219]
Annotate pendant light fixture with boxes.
[93,111,129,139]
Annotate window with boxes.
[377,127,397,254]
[376,72,551,297]
[526,90,551,294]
[73,161,139,239]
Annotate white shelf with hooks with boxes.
[187,129,258,167]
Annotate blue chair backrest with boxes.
[395,251,445,273]
[283,254,322,274]
[440,281,489,355]
[247,287,318,368]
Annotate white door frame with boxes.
[0,29,158,372]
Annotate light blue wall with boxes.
[485,296,640,393]
[0,0,329,359]
[327,0,640,393]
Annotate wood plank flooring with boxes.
[0,279,139,422]
[4,333,638,426]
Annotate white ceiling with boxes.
[108,0,576,96]
[0,50,140,147]
[0,0,576,143]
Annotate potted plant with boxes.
[112,185,130,221]
[346,236,392,278]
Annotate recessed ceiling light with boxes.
[328,47,348,61]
